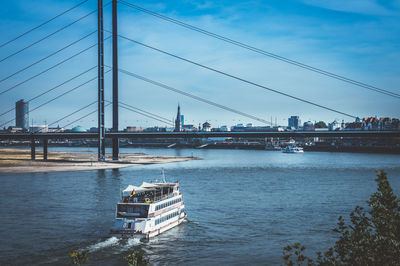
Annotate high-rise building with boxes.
[16,99,29,130]
[288,116,300,129]
[174,104,182,132]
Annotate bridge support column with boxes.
[98,0,106,162]
[43,139,48,161]
[112,0,119,160]
[31,139,35,160]
[112,138,119,160]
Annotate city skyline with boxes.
[0,0,399,129]
[9,100,400,132]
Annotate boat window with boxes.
[117,204,149,218]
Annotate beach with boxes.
[0,148,198,173]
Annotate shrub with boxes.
[283,170,400,266]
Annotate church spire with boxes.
[174,104,182,132]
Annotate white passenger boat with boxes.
[110,180,186,238]
[282,145,304,153]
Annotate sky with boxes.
[0,0,399,129]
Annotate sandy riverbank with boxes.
[0,148,199,174]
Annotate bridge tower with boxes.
[112,0,119,160]
[98,0,105,161]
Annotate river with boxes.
[0,148,399,265]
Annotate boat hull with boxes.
[110,216,186,238]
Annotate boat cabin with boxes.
[121,182,180,203]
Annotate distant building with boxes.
[182,124,197,131]
[174,105,182,132]
[125,126,142,132]
[202,121,211,131]
[231,124,245,131]
[71,126,86,132]
[220,125,230,132]
[344,117,394,131]
[144,126,167,132]
[328,120,341,131]
[30,125,48,133]
[303,121,315,131]
[230,123,282,132]
[7,126,23,133]
[48,125,64,132]
[288,116,300,129]
[15,99,29,130]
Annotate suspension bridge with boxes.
[0,0,399,161]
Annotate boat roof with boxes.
[122,182,178,196]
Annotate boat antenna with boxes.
[161,168,167,183]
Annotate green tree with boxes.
[283,170,400,266]
[69,250,89,266]
[124,249,149,266]
[314,121,328,128]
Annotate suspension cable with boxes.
[0,10,97,63]
[59,102,112,132]
[0,36,111,96]
[111,100,173,126]
[0,66,97,118]
[112,34,358,119]
[33,101,97,133]
[119,101,172,124]
[0,0,89,48]
[111,66,273,125]
[118,0,400,99]
[0,30,97,84]
[0,70,111,128]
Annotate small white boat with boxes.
[110,180,186,238]
[282,145,304,153]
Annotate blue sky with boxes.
[0,0,399,129]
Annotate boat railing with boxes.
[122,193,178,204]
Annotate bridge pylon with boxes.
[98,0,105,161]
[112,0,119,160]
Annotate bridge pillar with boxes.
[30,139,35,160]
[43,138,48,161]
[98,0,106,162]
[112,0,119,160]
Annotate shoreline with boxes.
[0,148,199,174]
[3,143,400,154]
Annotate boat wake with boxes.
[184,218,198,224]
[86,237,120,252]
[119,238,141,252]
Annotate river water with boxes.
[0,148,399,265]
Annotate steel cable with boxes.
[119,0,400,99]
[0,30,97,84]
[0,66,97,118]
[112,34,358,119]
[0,0,89,48]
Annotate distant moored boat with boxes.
[282,145,304,153]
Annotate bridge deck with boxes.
[0,131,399,140]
